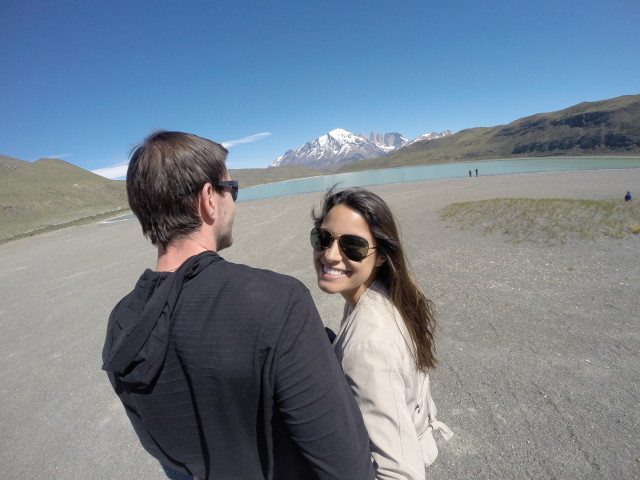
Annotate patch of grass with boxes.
[440,198,640,245]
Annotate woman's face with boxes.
[313,204,384,307]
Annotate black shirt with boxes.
[103,251,374,480]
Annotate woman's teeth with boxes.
[324,266,345,276]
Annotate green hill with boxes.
[0,157,128,243]
[336,94,640,173]
[0,158,322,243]
[0,154,29,175]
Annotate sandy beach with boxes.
[1,169,638,479]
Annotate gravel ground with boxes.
[1,169,638,479]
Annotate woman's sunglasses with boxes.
[310,227,375,262]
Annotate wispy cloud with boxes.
[221,132,271,148]
[46,153,71,159]
[91,132,271,180]
[92,162,129,180]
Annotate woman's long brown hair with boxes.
[313,187,437,371]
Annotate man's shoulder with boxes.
[194,260,317,331]
[202,259,310,301]
[223,260,303,286]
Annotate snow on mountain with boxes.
[405,130,454,147]
[270,128,395,169]
[270,129,453,170]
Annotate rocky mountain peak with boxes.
[270,128,452,170]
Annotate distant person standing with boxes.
[475,168,478,177]
[625,190,632,201]
[102,131,374,480]
[469,170,472,178]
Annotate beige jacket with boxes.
[333,282,453,480]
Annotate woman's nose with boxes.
[324,240,343,262]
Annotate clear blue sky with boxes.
[1,0,638,178]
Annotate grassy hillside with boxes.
[0,157,128,243]
[0,154,29,175]
[0,158,322,243]
[336,94,640,173]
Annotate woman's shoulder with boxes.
[341,284,412,353]
[357,281,395,311]
[350,285,396,329]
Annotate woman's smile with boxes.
[322,264,350,277]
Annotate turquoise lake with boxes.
[105,157,640,222]
[239,157,640,202]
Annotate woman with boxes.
[310,187,452,479]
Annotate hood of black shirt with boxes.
[101,251,220,389]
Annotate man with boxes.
[102,131,374,480]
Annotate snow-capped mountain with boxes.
[270,128,453,170]
[405,130,454,146]
[270,129,400,170]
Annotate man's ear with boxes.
[199,183,216,221]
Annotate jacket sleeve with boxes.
[272,285,375,480]
[341,332,425,479]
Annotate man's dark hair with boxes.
[126,130,229,248]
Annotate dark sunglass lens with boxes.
[310,229,321,249]
[310,228,326,250]
[339,235,370,261]
[310,228,336,250]
[231,187,238,201]
[318,229,334,249]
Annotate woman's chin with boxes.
[317,279,342,295]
